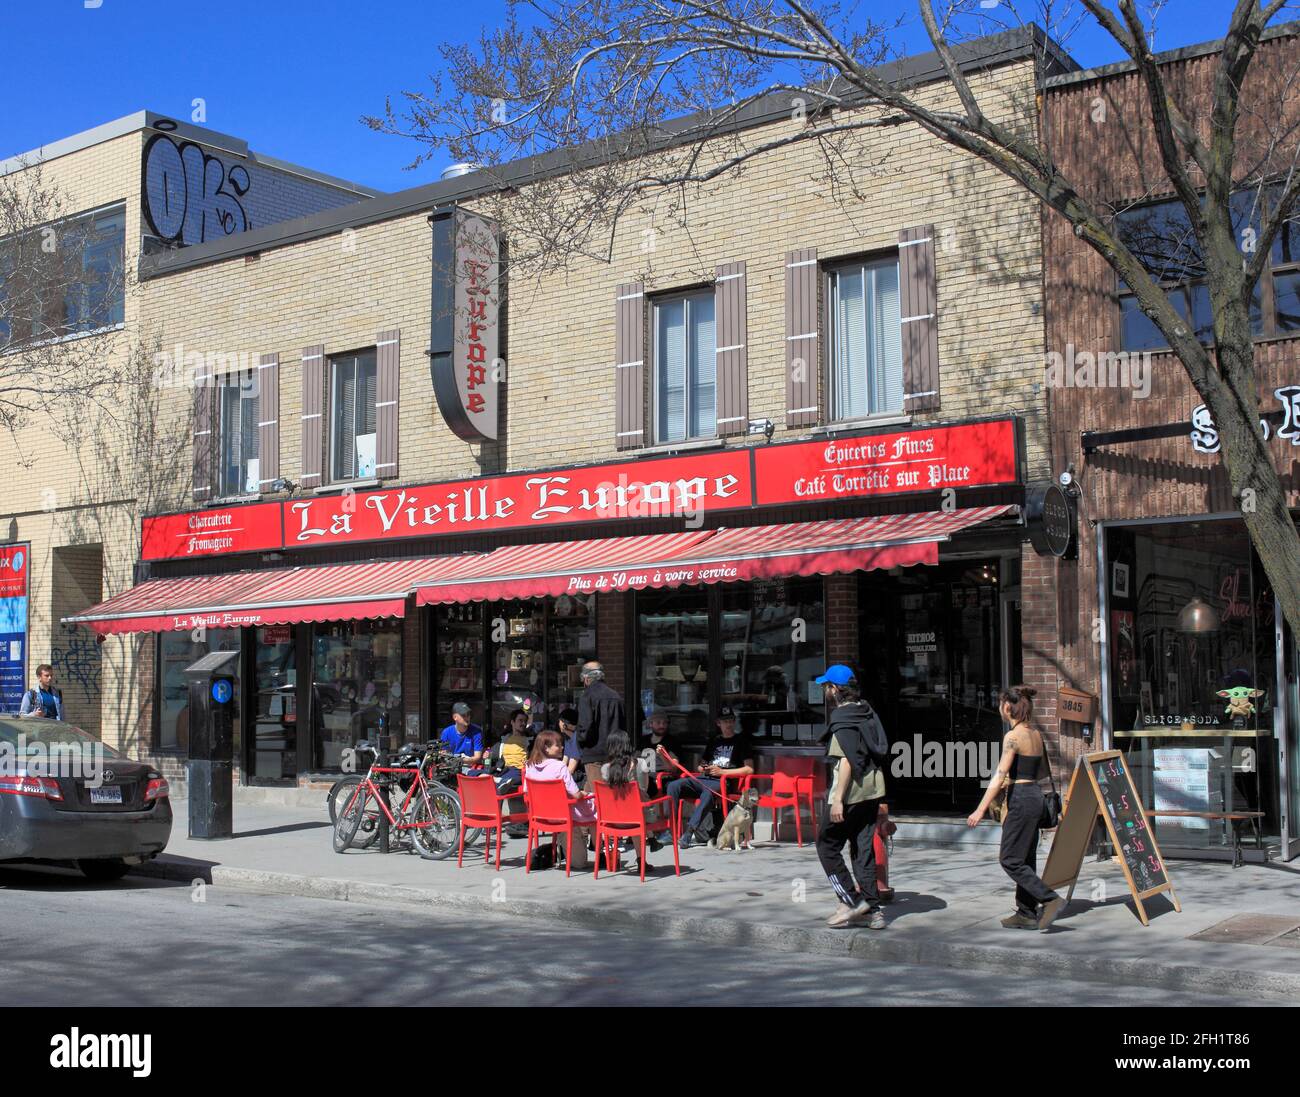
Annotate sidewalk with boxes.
[136,797,1300,1002]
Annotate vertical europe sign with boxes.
[429,207,501,442]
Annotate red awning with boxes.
[414,506,1012,605]
[64,556,467,636]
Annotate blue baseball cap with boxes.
[814,664,856,686]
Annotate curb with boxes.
[130,856,1300,1001]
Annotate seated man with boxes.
[557,707,584,784]
[667,706,754,848]
[439,702,484,767]
[638,707,682,794]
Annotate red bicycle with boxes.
[332,745,461,859]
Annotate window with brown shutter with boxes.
[614,282,645,450]
[785,248,819,428]
[898,225,940,413]
[714,261,748,436]
[256,352,279,492]
[299,344,324,487]
[375,329,400,480]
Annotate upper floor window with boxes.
[330,349,377,482]
[217,369,260,497]
[0,203,125,350]
[653,291,715,443]
[826,256,902,420]
[1114,190,1286,350]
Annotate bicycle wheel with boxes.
[407,783,462,860]
[328,775,382,848]
[333,782,367,853]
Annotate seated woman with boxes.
[599,730,663,872]
[525,730,596,869]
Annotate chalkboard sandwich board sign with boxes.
[1041,750,1180,927]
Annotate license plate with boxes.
[89,786,123,804]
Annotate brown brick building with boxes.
[1043,26,1300,861]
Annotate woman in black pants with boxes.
[967,685,1065,932]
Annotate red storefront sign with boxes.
[142,418,1018,560]
[141,501,283,561]
[280,450,751,549]
[754,420,1018,506]
[0,543,27,599]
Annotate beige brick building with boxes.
[35,31,1077,819]
[0,112,373,749]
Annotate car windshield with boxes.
[0,717,123,758]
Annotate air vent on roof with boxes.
[441,163,482,180]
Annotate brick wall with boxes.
[824,574,858,670]
[595,592,627,701]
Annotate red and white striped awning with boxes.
[64,556,467,636]
[413,506,1012,604]
[67,506,1013,632]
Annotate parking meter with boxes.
[184,649,238,839]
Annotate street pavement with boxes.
[108,796,1300,1003]
[0,862,1270,1007]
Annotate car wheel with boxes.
[77,858,131,882]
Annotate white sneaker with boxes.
[827,902,865,928]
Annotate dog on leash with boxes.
[712,788,761,851]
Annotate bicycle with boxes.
[332,745,462,859]
[328,741,484,850]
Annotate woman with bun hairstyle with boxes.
[967,685,1065,931]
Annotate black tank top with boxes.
[1007,725,1048,782]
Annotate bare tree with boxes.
[54,326,192,755]
[0,159,131,448]
[366,1,1300,632]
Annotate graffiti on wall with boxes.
[143,120,251,248]
[51,626,101,705]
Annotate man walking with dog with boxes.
[816,664,888,930]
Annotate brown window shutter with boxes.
[300,344,324,488]
[257,352,280,491]
[785,248,819,429]
[714,261,748,437]
[899,225,940,413]
[192,367,214,502]
[376,329,400,480]
[614,282,645,451]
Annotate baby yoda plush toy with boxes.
[1217,686,1264,719]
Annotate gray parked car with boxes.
[0,716,172,880]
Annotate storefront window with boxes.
[719,579,825,742]
[636,581,827,746]
[1106,520,1281,853]
[157,628,241,754]
[432,595,598,739]
[311,618,403,769]
[638,588,712,743]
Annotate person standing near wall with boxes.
[577,661,623,792]
[19,664,63,721]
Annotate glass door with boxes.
[247,625,297,786]
[860,561,1002,812]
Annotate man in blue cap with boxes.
[815,664,889,929]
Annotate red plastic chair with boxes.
[795,775,819,841]
[524,778,592,877]
[457,773,529,870]
[748,772,806,845]
[592,780,679,881]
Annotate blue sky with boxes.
[0,1,1283,194]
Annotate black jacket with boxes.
[822,701,889,779]
[577,680,625,762]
